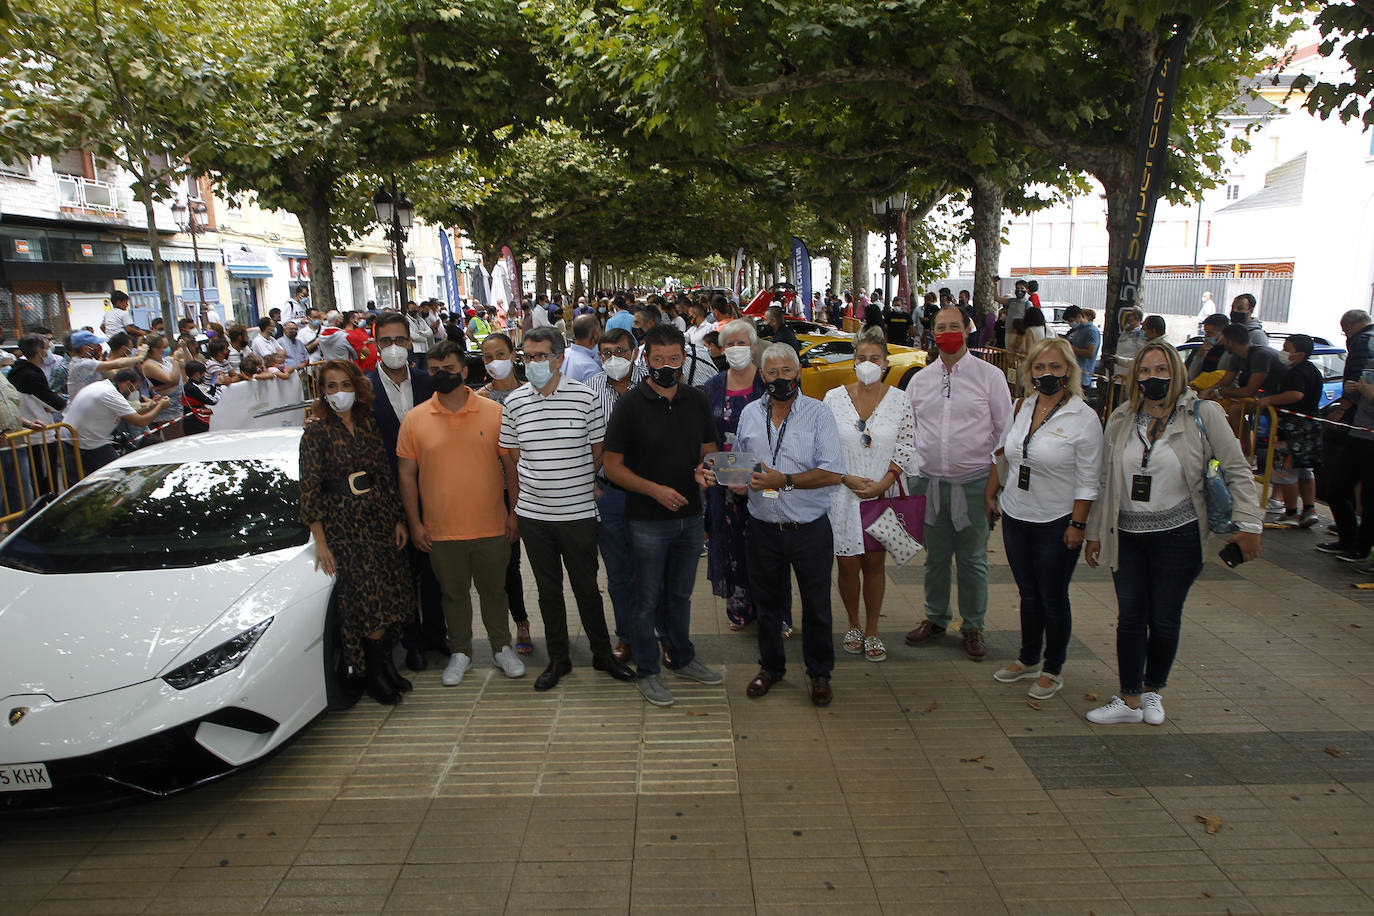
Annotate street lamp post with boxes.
[171,196,209,328]
[372,179,415,310]
[870,191,908,307]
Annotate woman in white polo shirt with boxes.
[985,337,1102,699]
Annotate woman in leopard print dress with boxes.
[299,359,415,705]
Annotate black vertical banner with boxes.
[1115,24,1192,316]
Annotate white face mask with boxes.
[602,356,631,381]
[724,345,753,370]
[855,360,883,385]
[486,358,513,380]
[380,344,409,370]
[326,391,355,413]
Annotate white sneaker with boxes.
[441,652,472,686]
[1141,692,1166,726]
[493,645,525,678]
[1085,696,1144,724]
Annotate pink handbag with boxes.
[858,479,925,553]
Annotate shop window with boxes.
[178,263,220,301]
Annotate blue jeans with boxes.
[1112,524,1203,696]
[1002,512,1081,676]
[597,485,635,643]
[626,514,703,678]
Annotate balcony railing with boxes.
[56,174,128,215]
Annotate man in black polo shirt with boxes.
[603,323,723,707]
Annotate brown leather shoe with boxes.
[808,675,833,707]
[963,630,987,660]
[746,669,780,698]
[904,620,947,646]
[611,641,631,664]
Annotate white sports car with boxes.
[0,429,353,810]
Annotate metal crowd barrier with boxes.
[300,363,321,402]
[1,423,83,526]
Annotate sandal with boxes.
[515,620,533,655]
[842,628,864,654]
[864,636,887,662]
[781,623,794,640]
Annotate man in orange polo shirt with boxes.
[397,340,524,687]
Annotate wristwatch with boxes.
[1068,520,1086,530]
[782,474,795,492]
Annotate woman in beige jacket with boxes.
[1083,341,1262,726]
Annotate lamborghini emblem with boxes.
[7,707,27,726]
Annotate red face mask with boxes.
[934,332,965,354]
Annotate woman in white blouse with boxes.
[1082,341,1261,726]
[985,337,1102,699]
[825,327,916,662]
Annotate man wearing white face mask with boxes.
[366,312,446,670]
[586,327,648,661]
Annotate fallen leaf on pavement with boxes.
[1351,623,1362,628]
[1027,700,1041,710]
[1324,747,1345,758]
[686,710,709,717]
[1201,891,1212,898]
[1083,693,1099,701]
[1194,814,1222,835]
[924,701,939,713]
[959,755,984,764]
[1105,789,1122,797]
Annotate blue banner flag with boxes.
[791,237,812,320]
[438,229,458,309]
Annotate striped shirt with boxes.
[499,374,605,521]
[585,364,648,429]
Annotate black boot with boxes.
[379,640,414,693]
[362,639,402,705]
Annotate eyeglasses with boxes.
[855,419,871,448]
[523,351,555,363]
[376,336,410,348]
[600,347,633,359]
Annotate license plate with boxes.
[0,763,52,791]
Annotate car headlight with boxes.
[162,619,273,690]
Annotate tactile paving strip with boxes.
[236,668,738,801]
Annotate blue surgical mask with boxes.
[526,360,553,388]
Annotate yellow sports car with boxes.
[796,334,929,398]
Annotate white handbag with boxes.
[863,505,924,566]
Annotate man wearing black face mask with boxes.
[603,323,722,708]
[1226,293,1269,350]
[722,342,845,707]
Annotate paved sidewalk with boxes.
[4,519,1374,914]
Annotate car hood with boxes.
[0,551,295,702]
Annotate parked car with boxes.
[795,335,928,398]
[1176,333,1346,409]
[752,316,849,341]
[0,429,348,809]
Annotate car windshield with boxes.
[1311,352,1346,381]
[0,459,307,574]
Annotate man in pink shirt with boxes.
[905,306,1013,661]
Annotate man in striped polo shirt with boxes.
[500,327,637,691]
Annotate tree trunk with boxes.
[551,254,566,296]
[135,182,177,337]
[849,223,867,317]
[1100,165,1136,360]
[970,173,1005,322]
[296,203,338,316]
[572,257,585,303]
[828,254,841,295]
[534,256,547,297]
[588,257,599,296]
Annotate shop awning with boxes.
[226,264,274,278]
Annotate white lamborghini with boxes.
[0,429,355,809]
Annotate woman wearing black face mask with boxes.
[986,337,1102,700]
[1083,340,1261,727]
